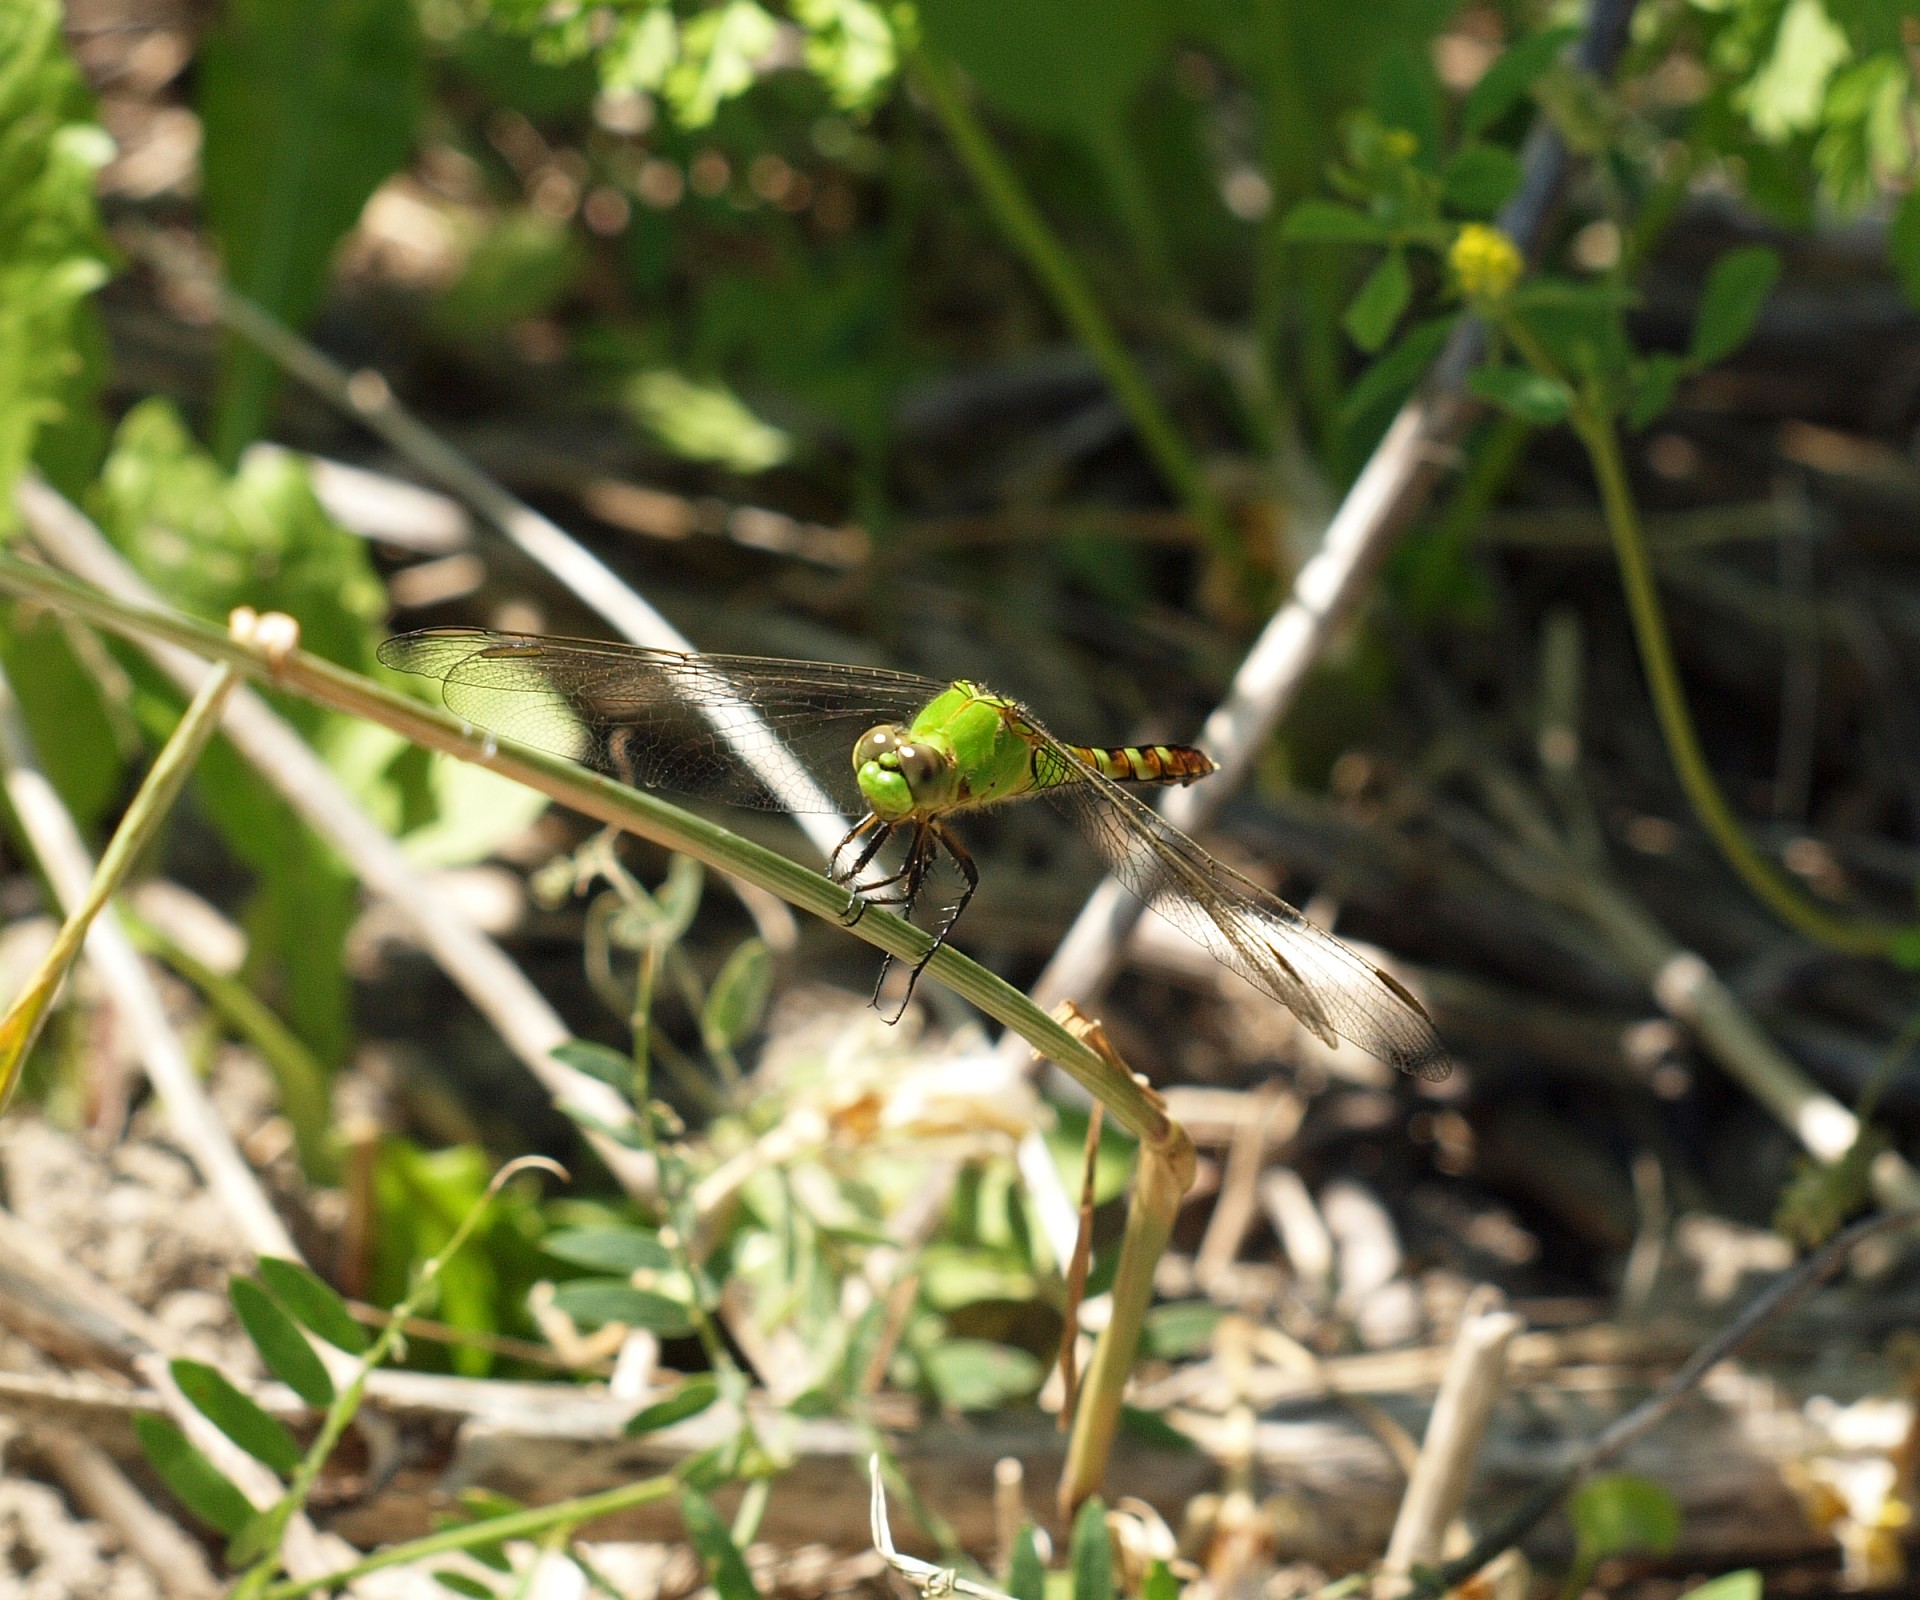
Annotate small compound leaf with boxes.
[1344,251,1412,353]
[133,1415,255,1537]
[1626,354,1683,430]
[1570,1473,1681,1561]
[681,1485,761,1600]
[430,1573,497,1599]
[1468,364,1572,424]
[1682,1574,1762,1600]
[1688,246,1780,369]
[1007,1525,1046,1600]
[1340,315,1458,426]
[1463,25,1579,135]
[1280,201,1392,244]
[626,1372,721,1435]
[1442,142,1524,216]
[550,1278,695,1335]
[170,1359,301,1477]
[922,1339,1043,1411]
[551,1038,638,1091]
[231,1277,333,1409]
[255,1258,371,1354]
[544,1226,673,1274]
[702,938,772,1051]
[1070,1495,1115,1600]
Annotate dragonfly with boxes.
[378,628,1449,1081]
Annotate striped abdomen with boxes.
[1064,742,1217,787]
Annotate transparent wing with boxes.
[378,628,951,815]
[1030,734,1450,1081]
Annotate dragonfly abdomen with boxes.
[1064,742,1217,786]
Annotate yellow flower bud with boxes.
[1450,223,1523,302]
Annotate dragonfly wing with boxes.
[1034,737,1449,1081]
[379,629,949,816]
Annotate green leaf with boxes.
[544,1226,674,1274]
[917,0,1168,139]
[1143,1559,1181,1600]
[434,210,582,338]
[1569,1474,1681,1561]
[170,1359,302,1477]
[1008,1525,1046,1600]
[552,1038,639,1091]
[256,1258,372,1354]
[665,1,780,127]
[625,1373,721,1435]
[681,1485,761,1600]
[231,1277,334,1409]
[1742,0,1849,143]
[1119,1405,1196,1451]
[1688,247,1780,369]
[921,1339,1043,1411]
[430,1573,497,1599]
[198,0,423,459]
[133,1415,256,1537]
[1070,1496,1114,1600]
[1891,190,1920,311]
[0,0,111,520]
[1340,316,1458,426]
[1683,1574,1762,1600]
[703,938,773,1052]
[1344,252,1411,353]
[550,1278,695,1335]
[1142,1300,1224,1360]
[1280,201,1392,244]
[625,370,793,474]
[1626,354,1683,430]
[1441,143,1524,217]
[1468,365,1572,424]
[1462,25,1578,135]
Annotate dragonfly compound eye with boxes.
[894,742,943,792]
[853,725,900,769]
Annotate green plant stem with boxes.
[1059,1128,1192,1514]
[0,553,1180,1151]
[1570,393,1900,958]
[0,659,240,1111]
[907,47,1241,573]
[256,1473,678,1599]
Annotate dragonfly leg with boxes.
[870,823,939,1019]
[890,824,978,1014]
[831,816,893,926]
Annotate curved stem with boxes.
[1571,396,1900,957]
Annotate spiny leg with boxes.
[893,823,978,1010]
[870,823,938,1017]
[830,815,891,926]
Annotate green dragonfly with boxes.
[378,628,1448,1080]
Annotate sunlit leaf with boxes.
[231,1278,333,1409]
[551,1278,695,1335]
[626,1373,722,1435]
[921,1339,1042,1411]
[171,1359,302,1476]
[133,1415,256,1537]
[256,1257,372,1354]
[544,1226,674,1274]
[1569,1473,1681,1561]
[681,1485,761,1600]
[1071,1496,1114,1600]
[1008,1525,1046,1600]
[626,370,792,474]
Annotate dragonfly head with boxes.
[854,724,949,820]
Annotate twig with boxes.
[1379,1291,1523,1586]
[14,474,653,1197]
[1422,1208,1920,1595]
[1008,0,1641,1026]
[870,1455,1019,1600]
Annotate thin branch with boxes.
[1422,1207,1920,1595]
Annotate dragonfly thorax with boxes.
[853,723,955,819]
